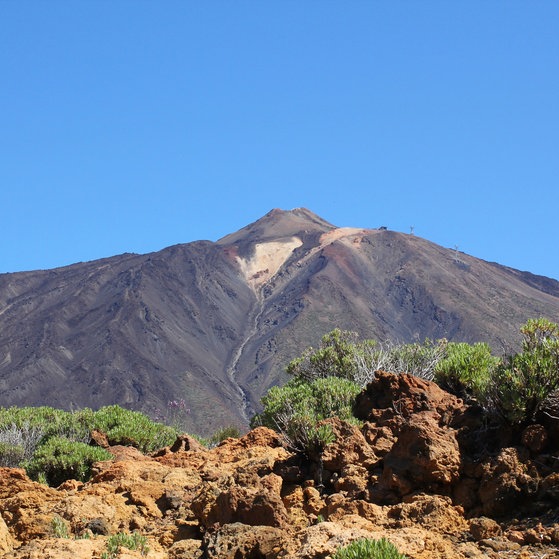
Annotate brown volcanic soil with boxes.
[0,208,559,435]
[2,372,559,559]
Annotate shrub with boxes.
[0,441,25,467]
[24,436,113,486]
[286,329,377,383]
[0,420,45,467]
[91,405,177,452]
[333,537,407,559]
[286,418,336,460]
[253,376,360,432]
[371,338,448,382]
[51,515,70,538]
[251,376,360,458]
[101,532,149,559]
[435,342,499,401]
[0,406,89,443]
[489,318,559,423]
[0,404,178,483]
[286,329,447,386]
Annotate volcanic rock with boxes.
[1,373,559,558]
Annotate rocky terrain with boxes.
[2,371,559,559]
[1,208,559,435]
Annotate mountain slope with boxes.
[1,208,558,434]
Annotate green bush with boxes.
[0,405,178,454]
[0,406,89,442]
[333,537,407,559]
[0,404,178,484]
[286,329,377,383]
[288,418,336,460]
[252,376,360,458]
[91,405,177,452]
[25,436,113,486]
[435,342,499,401]
[253,376,360,431]
[489,318,559,423]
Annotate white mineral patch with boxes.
[238,237,303,289]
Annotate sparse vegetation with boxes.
[489,318,559,423]
[333,537,407,559]
[2,318,557,492]
[0,405,177,485]
[24,436,113,487]
[256,320,559,457]
[251,376,360,457]
[51,515,70,538]
[435,341,499,401]
[101,532,149,559]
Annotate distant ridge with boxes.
[1,208,558,435]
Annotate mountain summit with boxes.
[217,207,335,245]
[1,210,558,434]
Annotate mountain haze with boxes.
[1,208,558,435]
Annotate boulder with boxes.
[321,418,378,474]
[192,472,289,529]
[469,516,502,541]
[203,522,286,559]
[354,371,466,427]
[478,447,537,517]
[381,413,461,496]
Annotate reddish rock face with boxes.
[354,371,467,426]
[381,413,461,495]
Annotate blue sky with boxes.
[1,2,558,280]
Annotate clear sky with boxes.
[1,2,558,280]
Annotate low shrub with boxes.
[252,376,360,458]
[489,318,559,423]
[24,436,113,486]
[0,404,178,481]
[0,441,25,467]
[286,329,377,383]
[286,329,447,386]
[0,406,90,442]
[101,531,149,559]
[91,405,177,452]
[51,515,70,538]
[333,537,407,559]
[366,338,448,383]
[435,341,499,401]
[0,421,45,466]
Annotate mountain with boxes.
[1,208,558,435]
